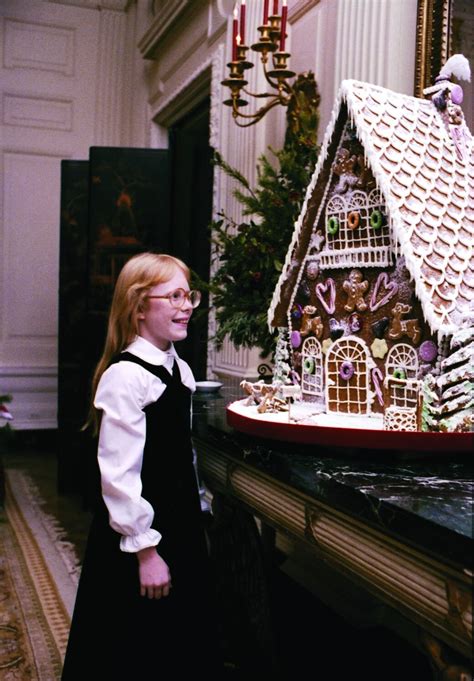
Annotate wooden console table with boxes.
[193,378,473,679]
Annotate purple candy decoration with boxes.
[349,312,362,333]
[451,84,463,105]
[291,303,303,319]
[339,360,354,381]
[419,340,437,363]
[291,330,302,348]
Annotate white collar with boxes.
[125,336,178,366]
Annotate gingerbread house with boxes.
[268,61,473,433]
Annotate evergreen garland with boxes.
[208,73,320,358]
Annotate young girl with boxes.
[62,253,221,679]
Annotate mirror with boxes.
[415,0,473,128]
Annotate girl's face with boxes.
[137,269,193,351]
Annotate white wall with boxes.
[0,0,132,428]
[0,0,421,427]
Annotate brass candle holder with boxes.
[268,15,282,43]
[222,7,297,127]
[267,51,295,81]
[236,43,253,71]
[222,60,248,111]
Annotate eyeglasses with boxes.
[147,288,202,309]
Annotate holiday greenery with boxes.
[208,73,320,358]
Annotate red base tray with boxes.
[226,403,474,452]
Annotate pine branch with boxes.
[213,151,257,200]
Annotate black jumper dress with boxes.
[62,353,220,679]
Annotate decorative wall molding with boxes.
[2,150,65,344]
[3,94,73,132]
[289,0,321,23]
[151,57,212,126]
[160,27,210,91]
[0,365,57,430]
[138,0,191,59]
[213,343,267,378]
[48,0,128,9]
[207,43,226,377]
[3,19,75,76]
[209,43,225,150]
[94,9,127,145]
[216,0,234,19]
[209,1,231,40]
[334,0,388,89]
[333,0,417,94]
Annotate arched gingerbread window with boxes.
[385,343,419,409]
[301,337,323,397]
[320,189,391,269]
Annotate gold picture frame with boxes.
[414,0,452,97]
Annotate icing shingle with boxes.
[269,79,474,336]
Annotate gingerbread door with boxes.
[325,336,370,414]
[301,337,323,397]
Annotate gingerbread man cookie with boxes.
[333,148,359,193]
[343,269,368,312]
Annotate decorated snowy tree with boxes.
[421,311,474,432]
[273,328,292,384]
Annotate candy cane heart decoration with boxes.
[369,272,398,312]
[315,278,336,314]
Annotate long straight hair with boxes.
[86,252,190,434]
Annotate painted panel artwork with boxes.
[86,147,171,373]
[88,146,170,317]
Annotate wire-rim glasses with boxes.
[147,288,201,309]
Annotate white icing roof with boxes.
[268,79,474,335]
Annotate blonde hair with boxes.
[87,252,190,434]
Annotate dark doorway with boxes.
[168,98,213,380]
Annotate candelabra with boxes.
[222,1,296,127]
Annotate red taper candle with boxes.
[280,0,287,50]
[263,0,269,24]
[273,0,279,15]
[232,5,238,60]
[240,0,246,44]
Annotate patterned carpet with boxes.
[0,470,80,680]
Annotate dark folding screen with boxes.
[58,148,171,495]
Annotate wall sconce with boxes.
[222,1,298,127]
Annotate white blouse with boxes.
[94,336,196,553]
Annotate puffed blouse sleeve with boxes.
[94,362,165,553]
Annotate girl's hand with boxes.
[136,546,172,599]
